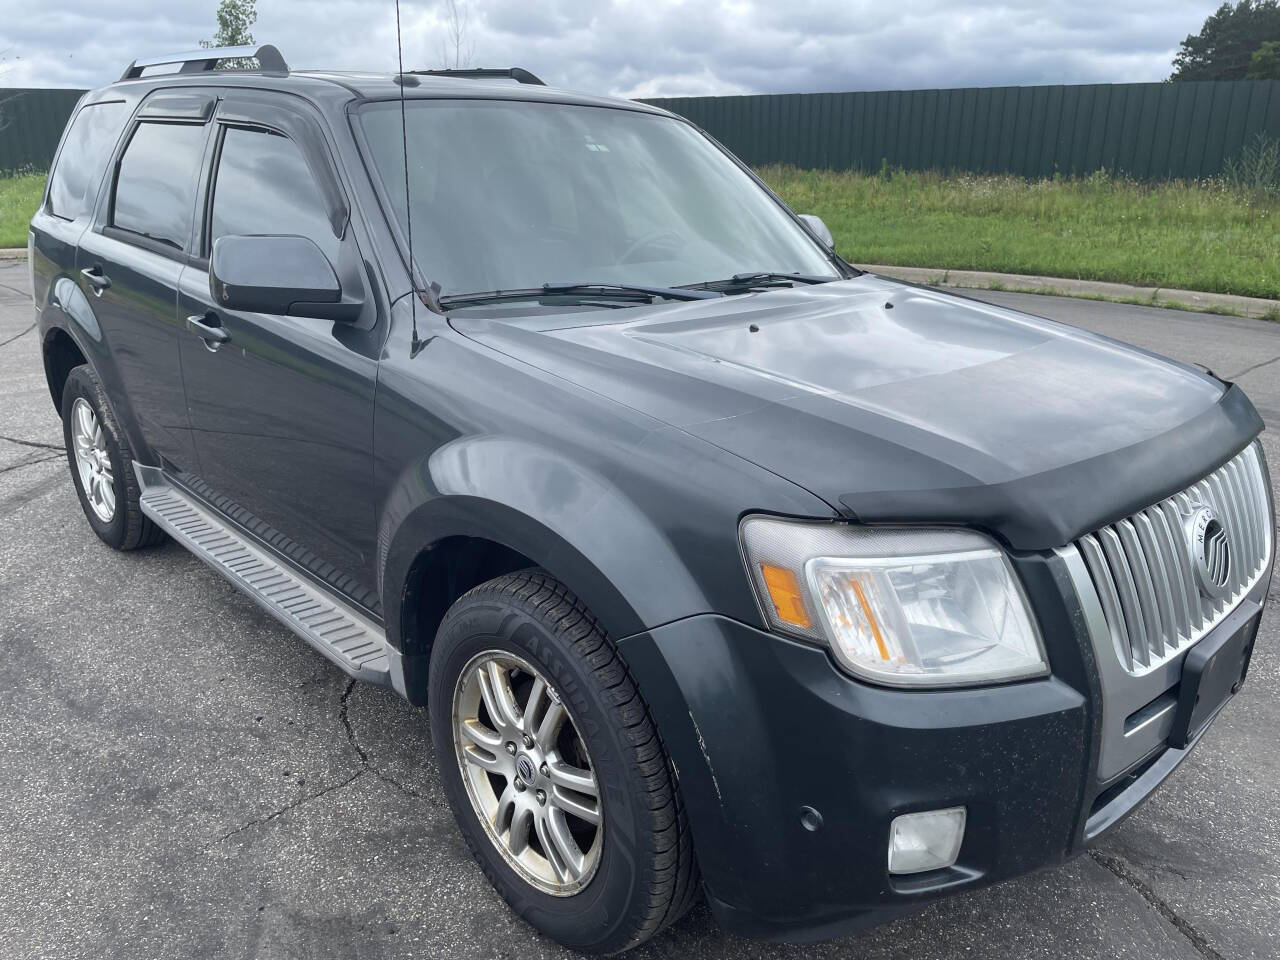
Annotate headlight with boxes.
[740,517,1048,687]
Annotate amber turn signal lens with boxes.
[760,563,812,629]
[847,576,891,662]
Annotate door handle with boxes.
[186,313,230,347]
[80,265,111,294]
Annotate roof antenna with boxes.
[394,0,436,358]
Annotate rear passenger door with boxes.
[176,94,383,612]
[76,93,215,471]
[29,96,132,357]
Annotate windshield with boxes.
[357,99,840,297]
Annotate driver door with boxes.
[176,93,383,612]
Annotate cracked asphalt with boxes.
[1,256,1277,960]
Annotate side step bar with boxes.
[135,465,403,692]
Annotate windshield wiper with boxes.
[542,282,721,300]
[439,282,721,309]
[681,272,836,292]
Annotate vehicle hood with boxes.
[456,275,1262,549]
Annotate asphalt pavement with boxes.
[1,257,1277,960]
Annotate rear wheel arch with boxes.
[42,326,88,415]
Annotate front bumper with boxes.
[617,552,1271,942]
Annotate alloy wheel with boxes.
[71,397,115,523]
[452,650,603,895]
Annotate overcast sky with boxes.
[0,0,1212,97]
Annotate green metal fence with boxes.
[4,80,1279,180]
[643,80,1280,180]
[0,88,88,172]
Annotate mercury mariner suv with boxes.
[28,44,1275,954]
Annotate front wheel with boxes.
[428,570,698,954]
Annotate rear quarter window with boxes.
[46,101,130,220]
[111,121,209,252]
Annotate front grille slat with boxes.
[1246,448,1269,566]
[1231,457,1258,568]
[1228,465,1252,585]
[1118,520,1166,660]
[1078,534,1133,671]
[1250,448,1269,562]
[1097,526,1151,668]
[1231,463,1257,585]
[1149,506,1192,644]
[1250,448,1271,563]
[1228,454,1261,572]
[1158,500,1202,637]
[1134,512,1178,653]
[1073,442,1273,677]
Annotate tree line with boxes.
[1173,1,1280,80]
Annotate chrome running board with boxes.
[135,464,402,692]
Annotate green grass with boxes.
[760,166,1280,301]
[0,171,46,249]
[5,167,1279,302]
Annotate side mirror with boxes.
[210,235,359,321]
[797,213,835,250]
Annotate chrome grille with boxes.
[1075,443,1273,676]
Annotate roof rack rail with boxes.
[119,44,289,82]
[409,67,545,86]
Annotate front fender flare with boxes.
[379,434,710,657]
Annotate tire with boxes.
[429,570,698,954]
[60,364,165,551]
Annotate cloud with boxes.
[0,0,1211,96]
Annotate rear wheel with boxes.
[60,364,165,551]
[429,570,698,954]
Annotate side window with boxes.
[111,121,208,252]
[46,101,130,220]
[209,126,339,261]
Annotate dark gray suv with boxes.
[28,44,1275,954]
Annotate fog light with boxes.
[888,807,966,875]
